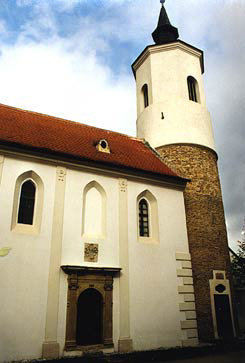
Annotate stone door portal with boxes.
[61,265,120,351]
[209,271,235,339]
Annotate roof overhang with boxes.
[132,40,204,78]
[0,141,189,190]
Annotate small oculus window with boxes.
[215,284,226,294]
[96,139,110,154]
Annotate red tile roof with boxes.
[0,103,182,180]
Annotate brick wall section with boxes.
[157,144,231,341]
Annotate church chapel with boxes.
[0,3,235,362]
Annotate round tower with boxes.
[132,2,236,342]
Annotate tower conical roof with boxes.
[152,2,179,45]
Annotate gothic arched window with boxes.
[139,198,149,237]
[18,180,36,225]
[137,190,159,243]
[142,84,149,108]
[11,171,44,234]
[82,181,106,238]
[187,76,199,103]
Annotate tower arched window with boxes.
[18,180,36,225]
[142,84,149,108]
[139,198,149,237]
[187,76,200,103]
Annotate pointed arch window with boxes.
[11,171,44,234]
[137,190,159,244]
[139,198,149,237]
[187,76,200,103]
[82,181,106,239]
[18,180,36,225]
[142,84,149,108]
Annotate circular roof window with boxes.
[96,139,110,153]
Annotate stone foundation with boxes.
[118,338,133,353]
[42,342,60,359]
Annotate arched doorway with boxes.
[76,288,103,345]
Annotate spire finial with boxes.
[152,0,179,44]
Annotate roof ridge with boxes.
[0,102,138,140]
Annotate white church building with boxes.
[0,3,235,362]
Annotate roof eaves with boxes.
[132,40,204,77]
[0,140,188,188]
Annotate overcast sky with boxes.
[0,0,244,250]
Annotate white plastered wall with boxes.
[0,160,121,359]
[1,154,191,358]
[127,180,190,350]
[135,43,216,151]
[61,169,119,268]
[58,169,120,352]
[0,155,56,362]
[57,171,190,353]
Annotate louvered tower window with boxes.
[187,76,199,103]
[139,198,149,237]
[18,180,36,225]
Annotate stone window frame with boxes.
[61,266,120,351]
[11,170,44,235]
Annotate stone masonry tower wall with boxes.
[132,4,236,342]
[157,143,231,341]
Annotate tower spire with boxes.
[152,1,179,45]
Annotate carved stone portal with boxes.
[61,266,120,351]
